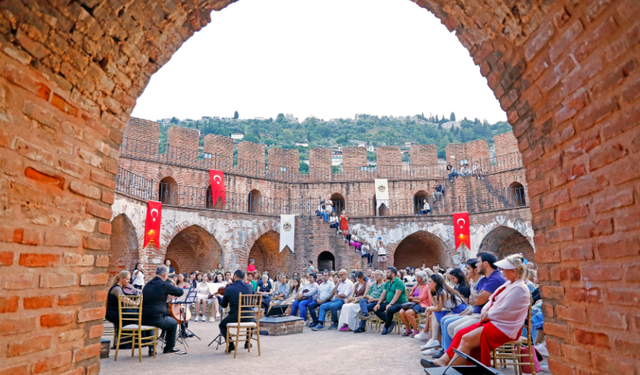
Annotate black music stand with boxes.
[171,288,199,354]
[424,349,503,375]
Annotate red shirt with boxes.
[248,264,256,272]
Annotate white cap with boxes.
[495,258,516,270]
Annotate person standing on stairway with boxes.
[339,211,349,243]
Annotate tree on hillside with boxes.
[336,135,349,146]
[450,112,456,121]
[276,113,286,123]
[233,111,239,119]
[170,117,179,124]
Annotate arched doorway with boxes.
[248,230,291,275]
[393,231,451,269]
[317,251,335,272]
[165,225,223,274]
[205,186,224,209]
[330,193,345,215]
[108,214,139,277]
[373,194,390,216]
[159,177,177,204]
[508,182,526,207]
[478,226,534,261]
[248,189,262,213]
[413,190,429,214]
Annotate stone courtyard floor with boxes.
[101,321,543,374]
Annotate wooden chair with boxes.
[492,298,536,375]
[225,293,262,358]
[114,295,158,362]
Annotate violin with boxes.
[123,283,140,295]
[209,286,227,299]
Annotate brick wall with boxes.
[446,140,490,167]
[309,148,331,181]
[203,134,234,169]
[411,144,438,166]
[267,148,299,174]
[494,131,519,156]
[124,117,160,153]
[342,147,367,169]
[376,146,402,166]
[237,141,266,171]
[167,126,199,160]
[2,0,640,374]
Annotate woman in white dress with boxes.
[337,271,369,331]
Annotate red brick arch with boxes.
[238,220,281,267]
[386,230,454,269]
[1,1,640,374]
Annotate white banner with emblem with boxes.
[279,215,295,253]
[374,178,390,216]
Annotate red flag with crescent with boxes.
[209,169,226,205]
[144,200,162,248]
[453,212,470,250]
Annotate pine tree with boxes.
[450,112,456,121]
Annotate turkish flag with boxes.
[144,201,162,248]
[209,169,225,205]
[453,212,470,250]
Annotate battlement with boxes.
[122,118,519,177]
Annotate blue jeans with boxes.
[357,300,377,329]
[307,300,320,323]
[441,314,465,351]
[318,299,344,325]
[291,299,314,321]
[323,212,330,222]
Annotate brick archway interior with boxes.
[108,214,139,277]
[1,0,640,374]
[248,230,290,275]
[393,231,451,269]
[479,226,535,261]
[317,251,336,272]
[165,225,222,274]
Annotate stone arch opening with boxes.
[478,226,534,261]
[413,190,430,214]
[248,189,262,213]
[318,251,336,272]
[108,214,139,278]
[330,193,345,215]
[508,182,526,207]
[159,176,178,205]
[205,185,223,209]
[165,225,223,274]
[393,231,451,269]
[248,230,290,275]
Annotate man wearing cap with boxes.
[446,252,506,339]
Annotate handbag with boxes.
[401,302,417,310]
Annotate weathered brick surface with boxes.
[0,0,639,374]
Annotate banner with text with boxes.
[279,215,295,253]
[374,179,390,215]
[144,200,163,248]
[453,212,470,250]
[209,169,226,205]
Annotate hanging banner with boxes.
[374,178,390,215]
[209,169,226,205]
[144,200,163,248]
[453,212,470,250]
[279,215,295,253]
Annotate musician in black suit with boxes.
[219,269,254,351]
[142,265,184,354]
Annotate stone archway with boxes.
[392,230,452,269]
[507,182,526,207]
[248,230,291,275]
[2,1,640,374]
[330,192,345,215]
[108,214,139,277]
[318,251,336,271]
[164,225,223,274]
[478,226,535,261]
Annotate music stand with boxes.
[171,288,199,354]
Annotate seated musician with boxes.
[220,270,254,352]
[105,270,138,348]
[421,254,530,369]
[141,265,184,355]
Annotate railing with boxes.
[123,137,528,182]
[116,168,528,217]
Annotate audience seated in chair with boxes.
[337,271,369,331]
[290,273,319,324]
[399,270,432,337]
[421,254,530,369]
[307,271,335,328]
[354,270,386,333]
[312,269,353,331]
[373,267,408,335]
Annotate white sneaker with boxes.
[423,339,440,349]
[422,348,440,356]
[414,331,429,341]
[210,317,215,322]
[535,342,549,357]
[194,316,199,322]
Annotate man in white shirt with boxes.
[307,271,335,328]
[312,269,353,331]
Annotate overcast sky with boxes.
[131,0,507,123]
